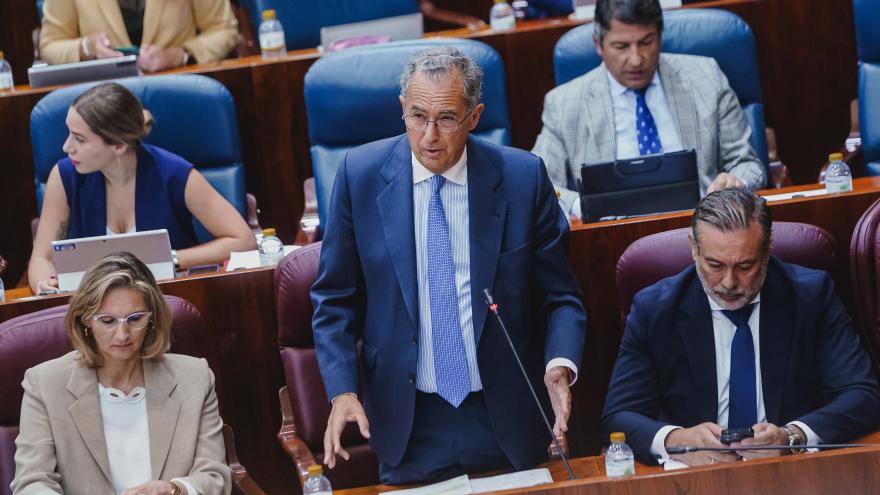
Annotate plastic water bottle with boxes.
[0,51,13,93]
[258,228,284,267]
[605,432,635,477]
[490,0,516,31]
[824,152,852,194]
[572,0,597,20]
[258,9,287,60]
[303,464,332,495]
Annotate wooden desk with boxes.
[338,434,880,495]
[0,0,856,290]
[3,180,879,493]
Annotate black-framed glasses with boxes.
[89,311,153,332]
[402,110,473,133]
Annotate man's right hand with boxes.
[665,422,738,466]
[323,394,370,468]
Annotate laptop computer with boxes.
[320,12,423,51]
[52,229,174,292]
[28,55,139,89]
[578,149,699,222]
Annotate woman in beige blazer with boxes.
[11,252,231,495]
[39,0,238,71]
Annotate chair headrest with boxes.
[31,74,241,187]
[275,242,323,347]
[304,38,510,147]
[855,0,880,63]
[554,8,762,105]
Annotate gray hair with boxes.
[399,46,483,110]
[692,187,772,253]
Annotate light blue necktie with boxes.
[722,303,758,429]
[635,87,663,156]
[427,175,470,407]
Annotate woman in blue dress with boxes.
[28,82,257,293]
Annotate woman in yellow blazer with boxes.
[40,0,238,72]
[11,252,231,495]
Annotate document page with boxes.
[470,468,553,493]
[384,475,471,495]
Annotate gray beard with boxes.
[695,260,768,311]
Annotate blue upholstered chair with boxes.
[303,37,510,231]
[553,8,770,171]
[245,0,420,51]
[855,0,880,176]
[30,74,254,243]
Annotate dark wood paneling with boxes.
[0,0,39,85]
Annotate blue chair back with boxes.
[30,74,246,243]
[553,8,769,167]
[855,0,880,175]
[246,0,419,51]
[304,37,511,228]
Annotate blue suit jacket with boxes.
[601,257,880,464]
[311,134,587,468]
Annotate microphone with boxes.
[483,289,576,481]
[666,443,876,455]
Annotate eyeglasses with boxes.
[402,110,473,133]
[89,311,152,332]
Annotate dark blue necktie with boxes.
[722,303,758,429]
[634,87,663,156]
[427,176,470,407]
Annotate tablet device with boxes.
[320,12,423,50]
[52,229,174,292]
[578,149,699,222]
[28,55,139,88]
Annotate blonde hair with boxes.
[71,82,153,149]
[65,252,171,368]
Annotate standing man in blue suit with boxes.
[602,188,880,466]
[311,46,587,484]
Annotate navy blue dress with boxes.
[57,143,198,249]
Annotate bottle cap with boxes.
[828,152,844,162]
[307,464,323,476]
[262,228,277,237]
[262,9,276,21]
[610,432,625,443]
[0,50,4,60]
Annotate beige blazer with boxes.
[40,0,238,65]
[531,53,767,214]
[11,352,231,495]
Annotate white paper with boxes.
[384,475,471,495]
[662,459,690,471]
[761,188,827,203]
[470,468,553,493]
[226,245,300,271]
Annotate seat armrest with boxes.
[298,178,320,245]
[818,98,862,182]
[277,387,318,487]
[246,193,261,232]
[547,434,569,461]
[223,424,267,495]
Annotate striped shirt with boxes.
[412,148,484,393]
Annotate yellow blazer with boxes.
[11,352,231,495]
[40,0,238,65]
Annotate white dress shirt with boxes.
[99,384,195,494]
[607,71,683,160]
[651,295,822,463]
[412,148,578,394]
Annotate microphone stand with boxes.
[483,289,576,481]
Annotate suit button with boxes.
[412,337,418,346]
[408,373,416,384]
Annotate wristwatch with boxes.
[171,249,180,271]
[782,425,806,454]
[169,480,182,495]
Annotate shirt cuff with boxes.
[650,425,683,464]
[569,198,582,220]
[331,392,357,404]
[546,358,578,385]
[788,421,823,451]
[173,478,197,495]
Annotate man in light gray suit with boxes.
[532,0,766,219]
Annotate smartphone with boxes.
[720,427,754,445]
[113,45,139,56]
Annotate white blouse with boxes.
[98,384,196,495]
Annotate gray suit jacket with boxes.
[11,352,231,495]
[531,53,767,214]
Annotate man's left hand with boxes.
[544,366,571,437]
[138,45,186,73]
[732,422,788,460]
[706,172,746,194]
